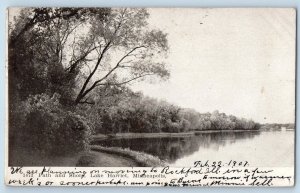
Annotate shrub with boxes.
[18,93,92,156]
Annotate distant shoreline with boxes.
[92,129,261,141]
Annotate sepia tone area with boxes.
[7,8,295,167]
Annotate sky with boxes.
[130,8,295,124]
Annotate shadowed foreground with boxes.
[76,151,138,167]
[9,148,138,167]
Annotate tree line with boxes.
[86,86,260,134]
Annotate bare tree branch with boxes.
[95,46,145,82]
[104,73,154,86]
[77,73,154,104]
[74,41,112,103]
[76,46,146,102]
[66,45,100,73]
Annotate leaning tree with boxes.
[71,8,170,105]
[9,8,170,105]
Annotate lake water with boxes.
[92,130,294,167]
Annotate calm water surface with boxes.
[92,130,294,167]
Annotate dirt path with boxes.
[76,150,139,167]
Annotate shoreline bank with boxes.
[90,145,165,167]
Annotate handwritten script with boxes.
[6,161,293,187]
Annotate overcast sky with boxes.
[131,8,295,124]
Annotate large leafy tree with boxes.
[9,8,170,105]
[72,8,169,104]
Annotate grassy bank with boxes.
[90,145,165,167]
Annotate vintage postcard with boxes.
[6,8,295,187]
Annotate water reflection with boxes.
[92,131,261,163]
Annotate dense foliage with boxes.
[85,86,260,134]
[10,93,91,156]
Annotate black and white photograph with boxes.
[6,7,295,186]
